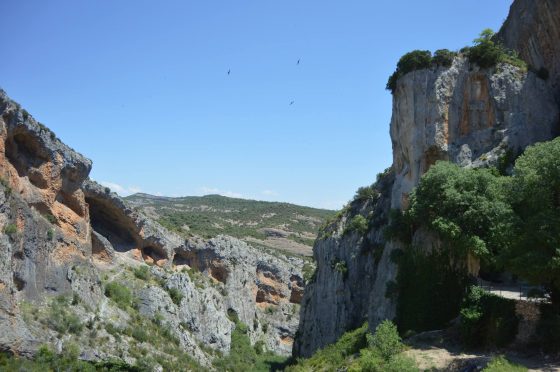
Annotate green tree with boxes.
[507,138,560,306]
[367,320,403,361]
[407,161,515,262]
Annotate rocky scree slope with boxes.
[0,89,305,367]
[294,0,560,357]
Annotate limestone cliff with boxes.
[0,89,304,366]
[497,0,560,102]
[294,7,559,355]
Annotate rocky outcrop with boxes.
[0,88,305,365]
[497,0,560,102]
[176,236,304,355]
[83,179,183,265]
[294,171,394,357]
[295,52,559,356]
[390,58,557,210]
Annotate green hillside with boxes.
[125,193,336,257]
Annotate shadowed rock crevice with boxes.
[86,196,140,252]
[142,245,167,265]
[289,275,304,304]
[5,131,49,189]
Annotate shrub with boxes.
[483,355,527,372]
[368,320,403,361]
[345,215,369,235]
[354,185,379,202]
[460,286,519,348]
[331,259,348,278]
[47,297,83,335]
[0,178,11,196]
[47,229,54,241]
[387,50,432,92]
[130,327,149,343]
[104,281,132,309]
[166,287,184,306]
[432,49,456,67]
[302,262,317,284]
[466,29,526,70]
[42,213,57,224]
[133,265,151,281]
[3,224,17,236]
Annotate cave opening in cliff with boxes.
[142,245,168,265]
[86,196,139,252]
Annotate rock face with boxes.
[294,51,559,358]
[497,0,560,102]
[390,58,557,210]
[0,89,304,365]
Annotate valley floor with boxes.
[405,331,560,371]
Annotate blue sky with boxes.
[1,1,511,209]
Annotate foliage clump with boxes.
[287,321,417,372]
[387,28,528,94]
[406,161,515,261]
[483,355,527,372]
[390,138,560,333]
[465,29,526,70]
[133,265,151,281]
[345,214,369,235]
[386,50,432,92]
[3,223,18,236]
[460,286,518,348]
[104,281,133,309]
[166,287,184,306]
[47,296,83,335]
[354,184,379,202]
[214,316,287,371]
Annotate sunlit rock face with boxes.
[390,57,558,210]
[294,43,559,358]
[497,0,560,103]
[0,89,304,363]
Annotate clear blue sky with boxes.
[1,1,511,209]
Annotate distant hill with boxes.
[125,193,336,256]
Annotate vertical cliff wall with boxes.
[295,51,559,356]
[497,0,560,102]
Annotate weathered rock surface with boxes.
[295,42,559,357]
[497,0,560,102]
[0,88,305,366]
[176,235,304,355]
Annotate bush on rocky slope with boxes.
[287,321,417,371]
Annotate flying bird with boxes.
[297,59,300,65]
[289,101,295,105]
[227,69,231,75]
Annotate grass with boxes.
[483,355,527,372]
[104,281,133,309]
[3,223,17,236]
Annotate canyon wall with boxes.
[0,90,304,364]
[295,0,560,356]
